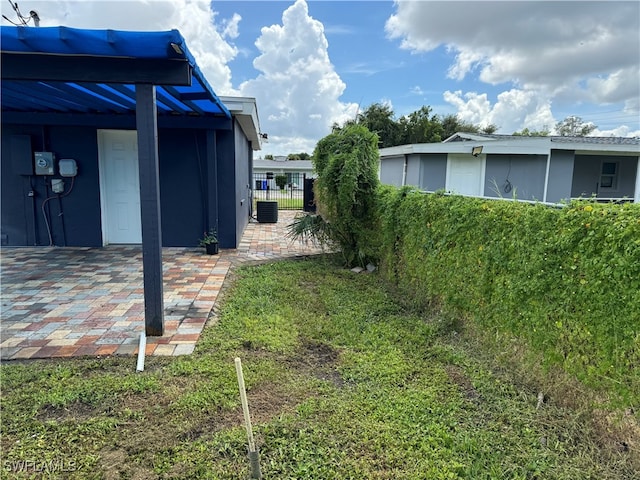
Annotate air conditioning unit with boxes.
[256,201,278,223]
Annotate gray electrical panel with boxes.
[34,152,55,175]
[59,158,78,177]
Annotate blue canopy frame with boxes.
[1,26,231,120]
[1,25,232,337]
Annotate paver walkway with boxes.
[0,211,325,360]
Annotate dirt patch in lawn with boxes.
[101,448,157,480]
[37,401,102,423]
[445,365,480,402]
[241,340,344,426]
[291,339,344,388]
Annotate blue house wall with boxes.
[484,154,547,201]
[216,118,253,249]
[571,154,638,199]
[2,125,103,247]
[233,120,252,246]
[1,122,246,248]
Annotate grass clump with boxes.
[1,257,637,479]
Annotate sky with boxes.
[3,0,639,156]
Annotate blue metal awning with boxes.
[1,26,231,119]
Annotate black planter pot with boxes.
[205,242,219,255]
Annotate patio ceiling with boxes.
[1,26,231,124]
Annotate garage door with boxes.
[446,154,485,196]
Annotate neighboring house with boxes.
[252,158,315,190]
[1,26,261,250]
[379,133,640,203]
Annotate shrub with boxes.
[377,189,640,402]
[275,174,288,190]
[310,124,381,266]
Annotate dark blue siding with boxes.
[216,129,237,249]
[1,125,102,247]
[1,124,228,248]
[214,119,252,249]
[158,130,207,247]
[233,119,252,245]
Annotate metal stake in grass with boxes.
[234,357,262,479]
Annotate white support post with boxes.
[543,151,551,203]
[402,154,408,186]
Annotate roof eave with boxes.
[219,96,261,150]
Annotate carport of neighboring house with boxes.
[0,26,262,339]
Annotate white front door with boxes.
[446,154,485,196]
[98,130,142,244]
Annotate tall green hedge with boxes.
[377,187,640,403]
[312,124,381,266]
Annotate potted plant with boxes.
[199,228,219,255]
[275,174,287,191]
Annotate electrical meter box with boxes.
[59,158,78,177]
[34,152,55,175]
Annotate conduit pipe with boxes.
[136,332,146,372]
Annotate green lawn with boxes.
[1,257,636,479]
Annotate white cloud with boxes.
[593,125,640,138]
[238,0,358,155]
[447,48,486,81]
[221,13,241,40]
[387,1,639,134]
[21,0,240,94]
[444,89,555,133]
[443,90,491,126]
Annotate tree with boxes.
[398,106,444,144]
[287,152,310,160]
[264,154,274,160]
[356,103,401,148]
[440,114,480,139]
[555,115,597,136]
[331,103,490,148]
[512,127,550,136]
[331,118,356,133]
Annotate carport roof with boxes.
[0,26,231,119]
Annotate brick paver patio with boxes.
[0,211,325,360]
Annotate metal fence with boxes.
[253,172,315,211]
